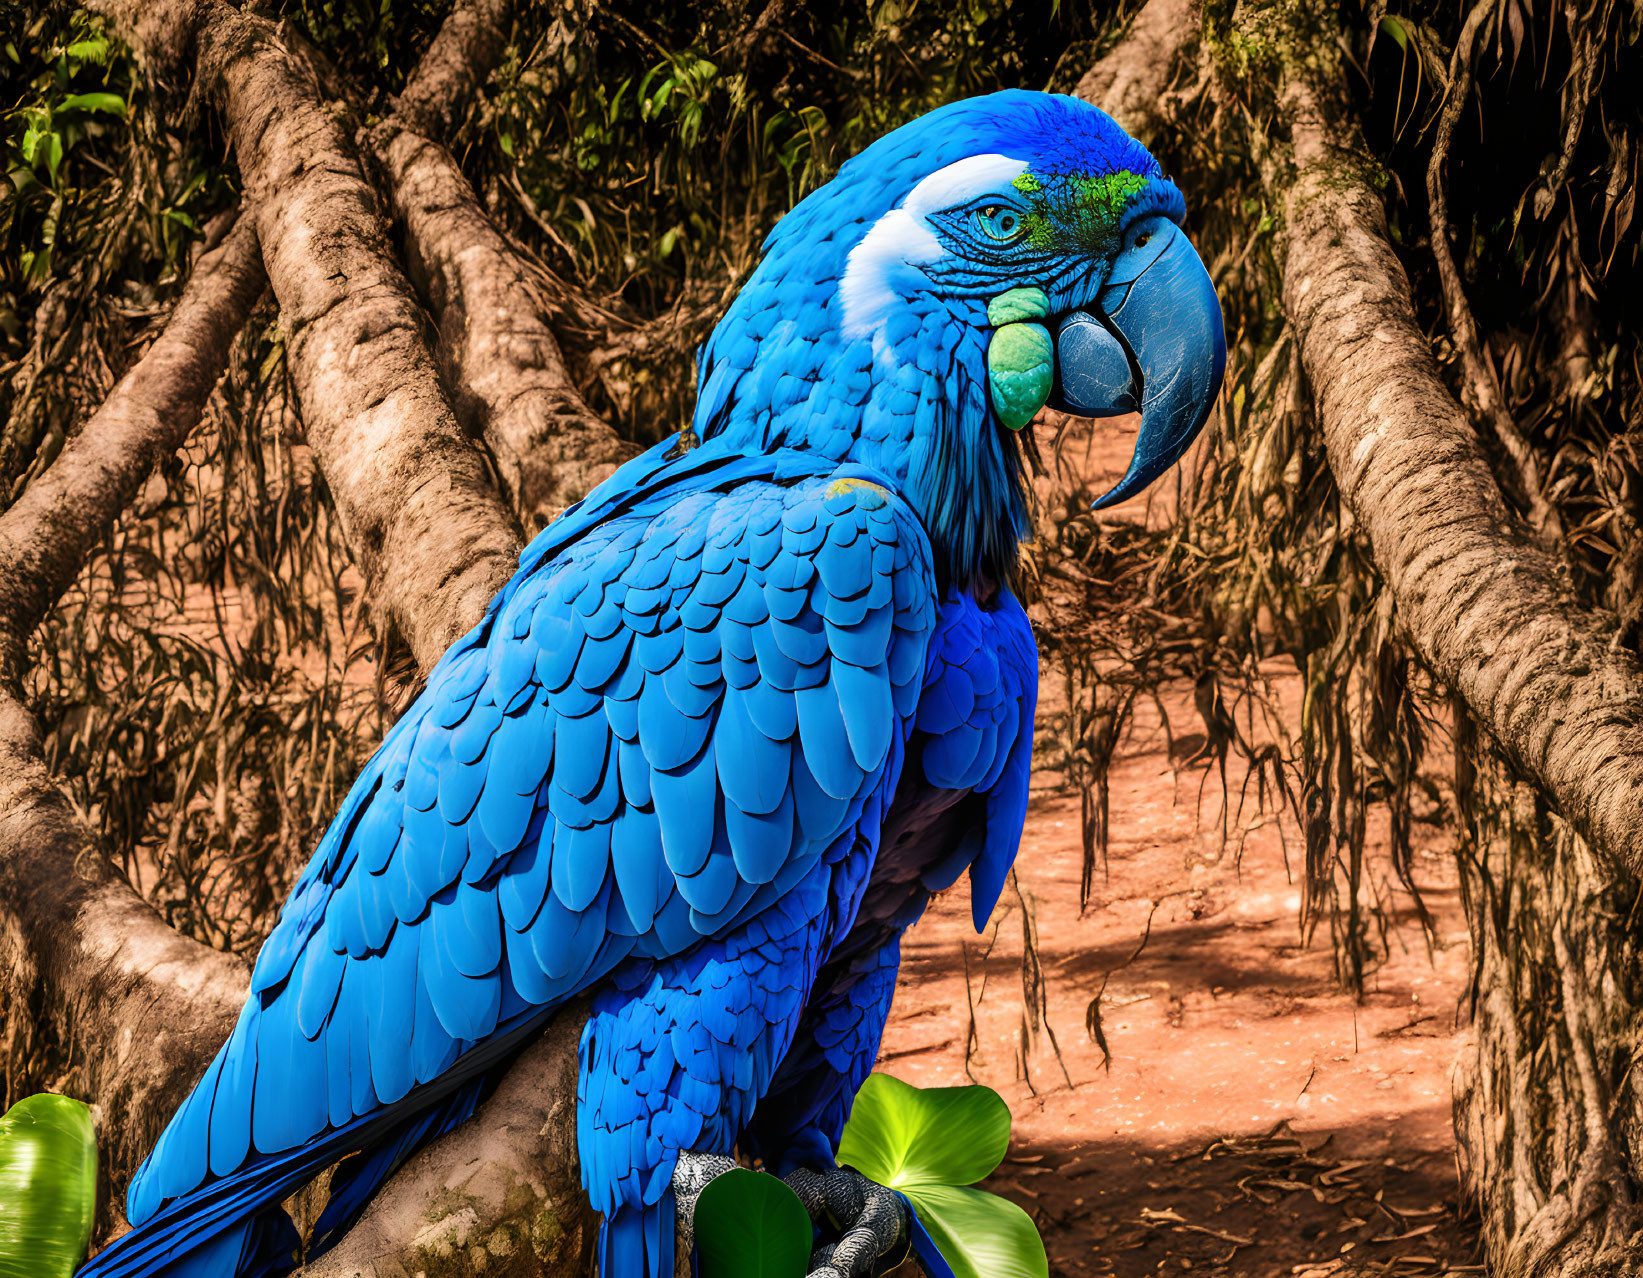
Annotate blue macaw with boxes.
[81,89,1223,1278]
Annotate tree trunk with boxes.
[1201,1,1643,1272]
[1453,768,1643,1276]
[6,0,616,1261]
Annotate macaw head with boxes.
[694,90,1225,588]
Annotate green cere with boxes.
[987,321,1054,431]
[1012,169,1149,252]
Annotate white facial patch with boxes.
[838,153,1030,348]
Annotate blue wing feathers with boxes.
[101,458,953,1278]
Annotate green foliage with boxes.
[0,1,236,502]
[478,0,1087,439]
[0,1093,96,1278]
[2,14,124,287]
[692,1168,812,1278]
[838,1074,1047,1278]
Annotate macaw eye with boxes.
[974,204,1025,244]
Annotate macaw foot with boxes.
[672,1149,739,1255]
[670,1154,909,1277]
[785,1165,910,1278]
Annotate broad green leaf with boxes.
[57,92,125,117]
[837,1073,1010,1188]
[0,1093,97,1278]
[1378,15,1410,50]
[905,1184,1048,1278]
[693,1168,811,1278]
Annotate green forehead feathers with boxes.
[1011,169,1149,250]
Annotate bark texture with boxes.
[1264,26,1643,1277]
[1075,0,1201,146]
[197,3,525,673]
[1278,68,1643,891]
[390,0,511,143]
[364,0,634,532]
[0,223,263,1179]
[376,125,637,531]
[305,1002,596,1277]
[0,220,265,679]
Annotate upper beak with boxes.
[1050,221,1226,509]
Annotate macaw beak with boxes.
[1050,221,1226,509]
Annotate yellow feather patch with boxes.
[826,477,890,499]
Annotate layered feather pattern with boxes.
[105,454,942,1274]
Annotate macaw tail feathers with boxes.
[77,1135,323,1278]
[81,1004,558,1278]
[116,1207,303,1278]
[306,1078,488,1258]
[601,1194,676,1278]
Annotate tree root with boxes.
[1273,39,1643,888]
[374,123,638,531]
[0,221,264,1181]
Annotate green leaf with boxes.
[0,1093,97,1278]
[63,37,109,65]
[837,1074,1011,1188]
[904,1184,1049,1278]
[57,92,126,117]
[693,1168,811,1278]
[1378,15,1410,50]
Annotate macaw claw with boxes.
[786,1165,910,1278]
[672,1154,909,1276]
[672,1149,739,1254]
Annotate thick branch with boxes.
[1276,60,1643,881]
[197,2,524,672]
[303,1000,596,1276]
[0,222,265,680]
[376,124,637,529]
[1075,0,1201,146]
[391,0,511,143]
[352,0,634,530]
[0,223,263,1178]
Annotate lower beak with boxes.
[1050,225,1227,510]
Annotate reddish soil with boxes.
[878,417,1480,1278]
[880,681,1478,1278]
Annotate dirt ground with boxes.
[879,672,1479,1278]
[875,416,1480,1278]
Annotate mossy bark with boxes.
[1199,1,1643,1272]
[1453,770,1643,1276]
